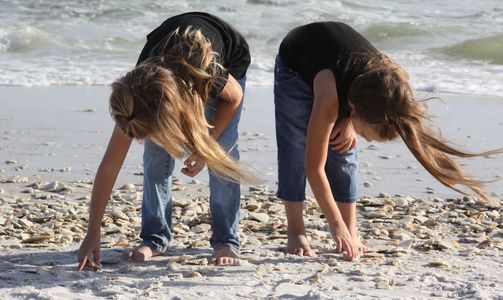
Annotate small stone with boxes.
[428,261,451,270]
[307,273,324,284]
[5,160,16,165]
[185,258,208,266]
[3,176,29,183]
[119,183,135,191]
[21,235,53,244]
[459,248,480,257]
[191,223,211,234]
[186,271,202,278]
[248,212,269,223]
[59,167,72,172]
[18,218,34,228]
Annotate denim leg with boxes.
[140,139,175,254]
[325,148,359,203]
[274,55,313,202]
[205,76,246,251]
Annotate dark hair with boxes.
[348,53,502,205]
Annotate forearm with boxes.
[86,165,120,232]
[306,168,346,228]
[210,99,241,140]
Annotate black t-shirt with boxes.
[279,22,378,117]
[137,12,251,97]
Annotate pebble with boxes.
[0,176,501,297]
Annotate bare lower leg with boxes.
[122,244,163,263]
[336,202,367,253]
[284,201,313,256]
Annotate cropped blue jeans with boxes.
[274,55,358,203]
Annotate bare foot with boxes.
[286,233,313,256]
[122,244,162,263]
[210,245,239,266]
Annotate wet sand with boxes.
[1,86,502,299]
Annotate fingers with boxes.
[335,237,342,253]
[182,159,204,177]
[77,255,88,272]
[330,127,341,140]
[181,165,203,177]
[331,138,354,152]
[342,239,353,259]
[183,157,196,167]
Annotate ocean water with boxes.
[1,0,502,96]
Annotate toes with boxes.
[212,255,240,266]
[304,248,314,257]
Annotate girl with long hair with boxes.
[78,12,252,269]
[274,22,501,259]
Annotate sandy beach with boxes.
[1,86,503,299]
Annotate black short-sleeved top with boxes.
[137,12,251,97]
[279,22,378,117]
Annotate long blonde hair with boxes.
[348,53,502,205]
[109,26,255,183]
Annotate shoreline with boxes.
[1,86,502,199]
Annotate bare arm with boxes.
[87,125,132,231]
[306,69,357,258]
[182,74,243,177]
[211,74,243,140]
[77,125,132,270]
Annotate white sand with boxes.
[1,86,502,299]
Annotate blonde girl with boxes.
[78,12,251,269]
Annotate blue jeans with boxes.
[274,55,358,203]
[140,76,246,254]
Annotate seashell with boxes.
[166,273,183,279]
[327,258,338,266]
[3,176,29,183]
[169,256,192,264]
[109,210,129,221]
[459,248,480,257]
[267,204,283,214]
[248,212,269,223]
[362,252,385,259]
[58,167,71,172]
[307,273,324,284]
[18,218,34,228]
[191,224,211,234]
[185,258,208,266]
[185,271,202,278]
[21,235,53,243]
[244,202,261,212]
[428,261,451,270]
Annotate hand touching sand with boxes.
[77,231,101,271]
